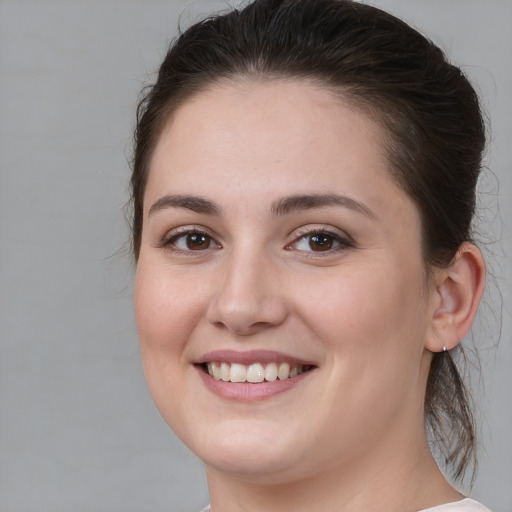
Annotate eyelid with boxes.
[159,225,222,253]
[291,224,353,241]
[285,225,354,254]
[157,224,353,256]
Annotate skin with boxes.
[134,80,485,512]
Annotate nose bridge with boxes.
[207,242,287,334]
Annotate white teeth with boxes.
[264,362,278,382]
[209,362,222,380]
[247,363,265,383]
[205,361,309,383]
[230,363,247,382]
[220,362,230,382]
[278,362,290,380]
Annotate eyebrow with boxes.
[148,194,221,217]
[147,192,375,219]
[271,193,376,219]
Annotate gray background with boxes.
[0,1,510,511]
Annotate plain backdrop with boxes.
[0,1,510,511]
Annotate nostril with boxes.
[207,297,288,335]
[209,319,280,336]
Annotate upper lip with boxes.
[196,349,316,367]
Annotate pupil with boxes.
[187,233,209,250]
[310,234,333,251]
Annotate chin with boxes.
[185,418,310,481]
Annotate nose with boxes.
[206,249,288,336]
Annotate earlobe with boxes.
[425,242,486,353]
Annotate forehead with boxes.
[145,79,416,227]
[156,79,385,156]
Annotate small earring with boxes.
[442,346,448,353]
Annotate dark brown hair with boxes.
[131,0,486,482]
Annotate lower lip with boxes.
[196,366,313,401]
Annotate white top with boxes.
[419,499,491,511]
[201,498,491,512]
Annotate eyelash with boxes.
[161,227,221,255]
[160,226,353,257]
[286,227,353,256]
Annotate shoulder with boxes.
[419,498,492,512]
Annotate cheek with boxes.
[134,259,206,377]
[300,264,423,341]
[297,263,429,430]
[133,259,209,433]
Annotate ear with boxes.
[425,242,486,353]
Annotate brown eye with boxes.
[167,230,219,252]
[288,229,351,255]
[186,233,211,250]
[309,234,334,251]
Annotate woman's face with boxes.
[135,80,438,483]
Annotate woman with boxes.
[131,1,490,510]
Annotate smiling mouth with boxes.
[200,362,315,383]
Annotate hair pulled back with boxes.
[131,0,486,482]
